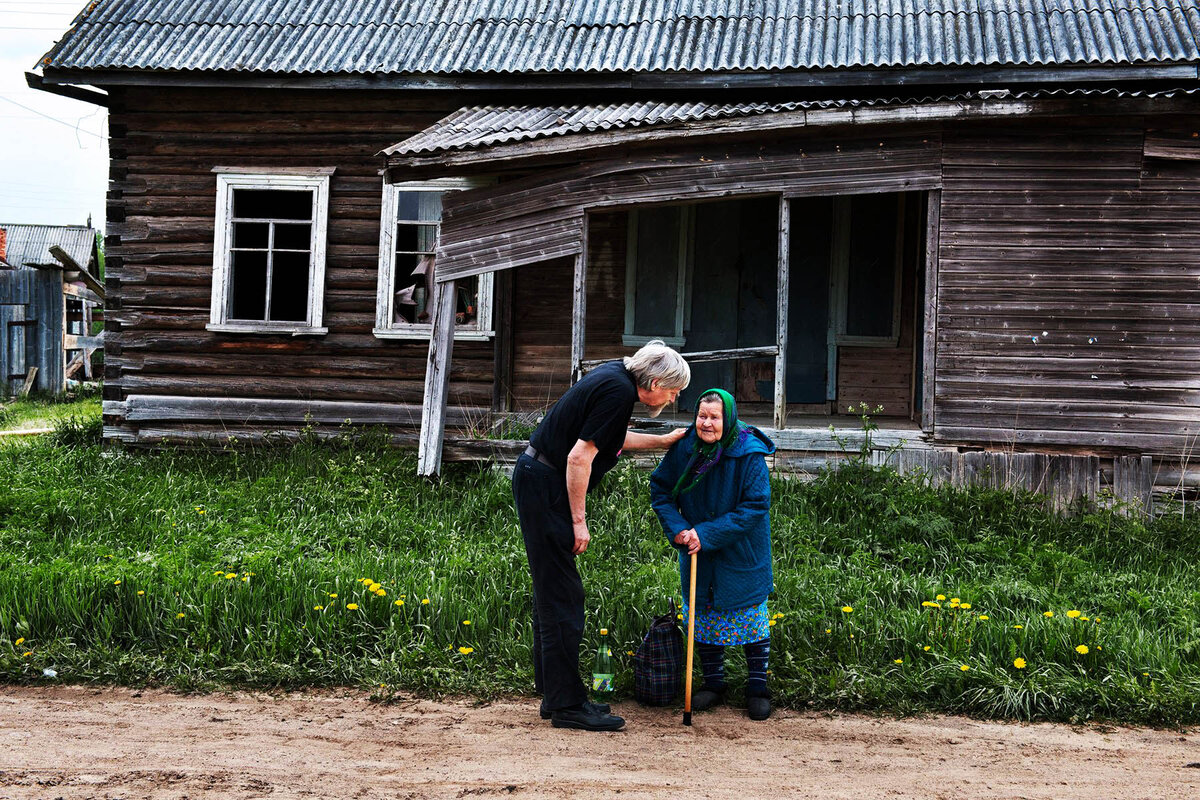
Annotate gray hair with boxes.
[623,340,691,390]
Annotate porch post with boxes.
[774,196,790,430]
[417,278,458,477]
[570,216,588,384]
[922,190,941,434]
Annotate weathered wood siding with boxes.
[103,87,496,442]
[937,117,1200,457]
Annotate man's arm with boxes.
[565,438,599,554]
[622,428,687,450]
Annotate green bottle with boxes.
[591,628,615,701]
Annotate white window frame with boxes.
[622,206,694,348]
[207,167,333,336]
[374,178,494,341]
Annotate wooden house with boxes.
[0,223,104,395]
[33,1,1200,508]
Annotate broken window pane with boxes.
[395,223,438,254]
[233,188,313,220]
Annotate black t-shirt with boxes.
[529,360,638,491]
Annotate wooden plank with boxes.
[120,394,484,428]
[63,334,104,351]
[491,268,514,412]
[19,366,37,398]
[417,278,458,477]
[774,196,790,430]
[61,283,103,306]
[49,245,105,299]
[922,189,940,433]
[570,219,588,384]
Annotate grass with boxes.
[0,390,101,433]
[2,400,1200,724]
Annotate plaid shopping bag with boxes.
[632,600,684,706]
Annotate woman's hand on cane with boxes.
[674,528,701,554]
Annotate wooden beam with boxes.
[922,189,941,434]
[570,219,588,384]
[61,283,103,305]
[774,196,790,430]
[25,71,110,107]
[417,279,458,477]
[19,367,37,398]
[49,245,105,300]
[63,334,104,351]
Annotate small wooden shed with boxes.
[0,224,104,395]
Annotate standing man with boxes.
[513,340,691,731]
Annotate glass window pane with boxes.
[396,191,443,222]
[273,223,311,251]
[232,222,268,249]
[229,250,268,320]
[632,206,681,337]
[395,223,438,254]
[233,188,313,221]
[268,251,310,322]
[845,194,899,338]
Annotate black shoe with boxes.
[540,700,611,720]
[551,705,626,731]
[747,696,771,721]
[691,688,725,712]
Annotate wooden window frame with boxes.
[374,178,494,341]
[622,206,694,348]
[830,194,905,348]
[207,168,332,336]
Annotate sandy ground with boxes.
[1,687,1198,800]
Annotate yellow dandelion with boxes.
[314,605,324,611]
[14,638,24,646]
[977,615,988,621]
[137,590,145,596]
[677,613,684,620]
[458,646,474,655]
[1075,644,1089,655]
[421,598,430,605]
[368,583,381,592]
[1097,645,1103,651]
[936,594,946,601]
[960,664,970,672]
[22,651,32,657]
[197,510,205,515]
[462,620,471,626]
[626,651,635,656]
[375,589,386,597]
[841,606,854,613]
[328,593,338,598]
[949,602,960,609]
[850,634,855,639]
[225,573,236,580]
[960,603,972,610]
[773,612,785,620]
[825,628,832,634]
[176,613,185,619]
[242,577,249,582]
[346,603,359,611]
[1143,672,1150,677]
[1080,616,1090,622]
[213,570,223,576]
[950,598,961,604]
[1013,625,1024,630]
[769,619,777,627]
[113,580,122,585]
[394,599,405,607]
[923,645,931,651]
[1066,610,1081,619]
[1043,611,1054,618]
[921,601,941,608]
[893,659,903,664]
[1013,658,1027,669]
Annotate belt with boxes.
[524,445,557,469]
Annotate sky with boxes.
[0,1,107,230]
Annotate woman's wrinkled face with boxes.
[695,399,724,445]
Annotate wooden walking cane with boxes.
[683,550,697,726]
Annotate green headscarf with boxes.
[670,388,746,499]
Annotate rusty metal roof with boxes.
[41,0,1200,75]
[384,86,1197,156]
[0,224,96,271]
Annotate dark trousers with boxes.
[512,453,588,712]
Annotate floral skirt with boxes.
[682,599,770,646]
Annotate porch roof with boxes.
[383,85,1200,172]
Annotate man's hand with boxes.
[662,427,688,447]
[673,528,701,554]
[573,520,591,555]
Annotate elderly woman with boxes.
[649,388,776,720]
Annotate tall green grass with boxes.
[3,424,1200,724]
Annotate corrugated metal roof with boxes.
[42,0,1200,75]
[0,224,96,271]
[386,86,1199,155]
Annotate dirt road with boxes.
[0,686,1197,799]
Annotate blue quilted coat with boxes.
[649,425,776,611]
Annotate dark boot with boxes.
[550,704,625,731]
[691,686,725,712]
[746,690,771,721]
